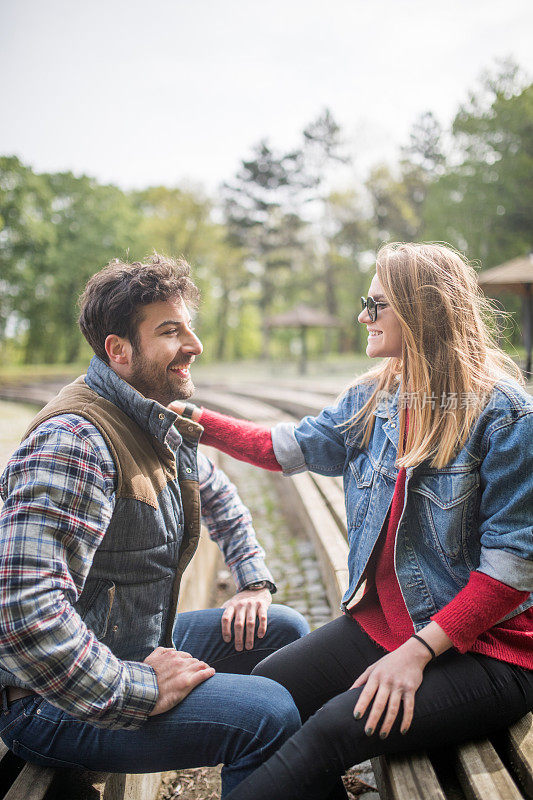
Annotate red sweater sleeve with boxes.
[431,571,529,652]
[198,408,281,472]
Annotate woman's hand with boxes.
[350,637,432,738]
[168,400,202,422]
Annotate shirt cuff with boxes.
[115,661,159,729]
[271,423,307,475]
[232,557,277,595]
[479,547,533,591]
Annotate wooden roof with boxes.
[265,305,341,328]
[477,254,533,295]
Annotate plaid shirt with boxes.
[0,413,274,729]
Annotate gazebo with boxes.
[265,305,341,374]
[477,254,533,376]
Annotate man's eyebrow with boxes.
[369,294,387,301]
[154,319,191,331]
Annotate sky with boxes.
[2,0,532,195]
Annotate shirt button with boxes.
[158,413,165,420]
[36,708,41,715]
[390,422,396,428]
[113,625,119,632]
[187,425,195,433]
[185,467,192,474]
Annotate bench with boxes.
[196,383,533,800]
[2,381,531,800]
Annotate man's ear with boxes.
[105,334,132,366]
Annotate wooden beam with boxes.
[455,739,523,800]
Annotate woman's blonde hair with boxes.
[346,242,524,469]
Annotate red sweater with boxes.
[199,408,532,669]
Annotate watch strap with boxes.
[244,580,275,592]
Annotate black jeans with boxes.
[225,615,533,800]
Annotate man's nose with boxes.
[183,330,203,355]
[357,307,369,324]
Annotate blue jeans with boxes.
[0,604,309,797]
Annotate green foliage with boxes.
[0,159,142,363]
[422,63,532,266]
[1,61,531,367]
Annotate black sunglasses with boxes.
[360,296,387,323]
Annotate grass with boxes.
[0,354,371,388]
[0,351,530,394]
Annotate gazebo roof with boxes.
[265,305,341,329]
[478,254,533,295]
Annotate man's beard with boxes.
[129,350,194,406]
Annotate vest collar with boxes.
[86,356,182,449]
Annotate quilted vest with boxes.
[8,358,203,675]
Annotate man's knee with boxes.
[224,676,301,763]
[257,677,302,742]
[267,604,310,646]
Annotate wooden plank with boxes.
[288,471,349,610]
[3,762,54,800]
[372,753,446,800]
[120,772,163,800]
[193,389,283,424]
[203,383,329,418]
[455,739,523,800]
[309,473,348,534]
[502,713,533,800]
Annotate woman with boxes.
[171,242,533,800]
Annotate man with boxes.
[0,254,308,796]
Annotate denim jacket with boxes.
[272,379,533,631]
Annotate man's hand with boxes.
[144,647,215,716]
[221,589,272,651]
[350,638,431,737]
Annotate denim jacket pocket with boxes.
[411,470,480,560]
[73,578,116,640]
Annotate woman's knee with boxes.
[304,690,368,764]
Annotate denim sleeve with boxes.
[197,451,275,591]
[478,410,533,591]
[272,389,359,477]
[0,418,158,729]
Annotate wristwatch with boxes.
[244,580,274,591]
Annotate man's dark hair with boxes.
[78,253,200,362]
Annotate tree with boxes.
[0,159,142,363]
[301,110,351,350]
[366,163,421,244]
[221,141,310,356]
[422,62,533,266]
[132,186,250,361]
[0,157,55,351]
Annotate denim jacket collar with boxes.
[372,385,400,451]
